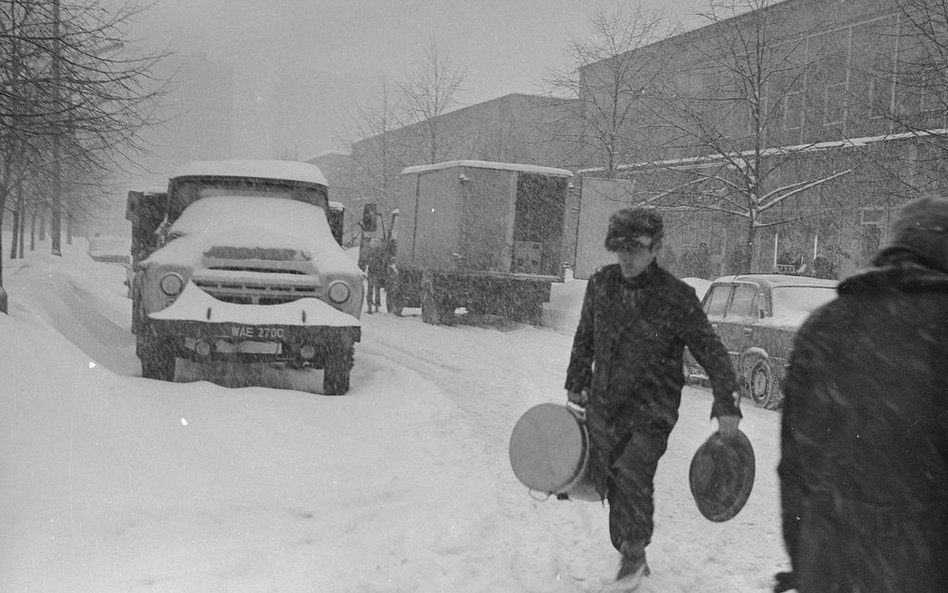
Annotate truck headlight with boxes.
[159,272,185,296]
[327,280,350,304]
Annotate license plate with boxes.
[230,325,286,340]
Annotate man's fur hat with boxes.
[883,193,948,272]
[604,207,664,252]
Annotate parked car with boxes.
[685,274,838,409]
[87,235,131,265]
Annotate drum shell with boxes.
[509,403,601,501]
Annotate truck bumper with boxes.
[145,318,360,367]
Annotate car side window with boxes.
[726,284,758,318]
[704,285,732,318]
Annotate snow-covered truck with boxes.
[385,160,573,325]
[126,160,363,395]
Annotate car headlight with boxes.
[159,272,185,296]
[327,280,350,304]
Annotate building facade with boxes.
[579,0,947,279]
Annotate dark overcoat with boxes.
[779,260,948,593]
[565,262,740,494]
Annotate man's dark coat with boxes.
[780,258,948,593]
[565,262,740,496]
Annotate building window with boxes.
[859,207,885,265]
[868,76,893,118]
[784,91,804,130]
[824,83,847,124]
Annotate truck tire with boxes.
[139,337,176,381]
[323,343,354,395]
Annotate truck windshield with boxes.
[168,177,328,222]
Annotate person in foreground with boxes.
[777,194,948,593]
[565,207,742,591]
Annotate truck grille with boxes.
[191,269,321,305]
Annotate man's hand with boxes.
[717,415,741,437]
[567,389,588,407]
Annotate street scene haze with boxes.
[3,1,948,592]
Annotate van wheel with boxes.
[745,356,780,409]
[323,343,353,395]
[421,284,442,325]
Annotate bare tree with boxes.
[344,78,407,214]
[855,0,948,196]
[1,0,169,299]
[543,6,677,177]
[637,0,858,272]
[1,0,169,265]
[397,39,465,164]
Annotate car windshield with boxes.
[771,286,837,316]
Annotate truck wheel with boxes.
[139,338,176,381]
[323,343,354,395]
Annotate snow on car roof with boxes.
[710,274,838,289]
[172,160,328,186]
[402,160,573,177]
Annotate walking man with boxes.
[565,207,742,591]
[777,194,948,593]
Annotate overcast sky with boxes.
[107,0,711,200]
[131,0,707,106]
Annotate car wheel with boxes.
[323,343,353,396]
[746,356,780,409]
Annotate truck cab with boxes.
[127,160,363,395]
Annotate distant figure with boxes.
[362,237,390,314]
[777,194,948,593]
[811,255,836,279]
[695,242,712,279]
[565,207,741,591]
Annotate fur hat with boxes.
[883,194,948,272]
[604,207,664,252]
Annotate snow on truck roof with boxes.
[401,160,573,177]
[172,160,328,186]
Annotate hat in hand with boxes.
[689,429,755,522]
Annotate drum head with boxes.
[689,429,756,522]
[509,403,586,494]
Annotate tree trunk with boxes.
[17,199,25,259]
[30,211,37,251]
[9,195,19,260]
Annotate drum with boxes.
[508,403,601,501]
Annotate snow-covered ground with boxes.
[0,235,791,593]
